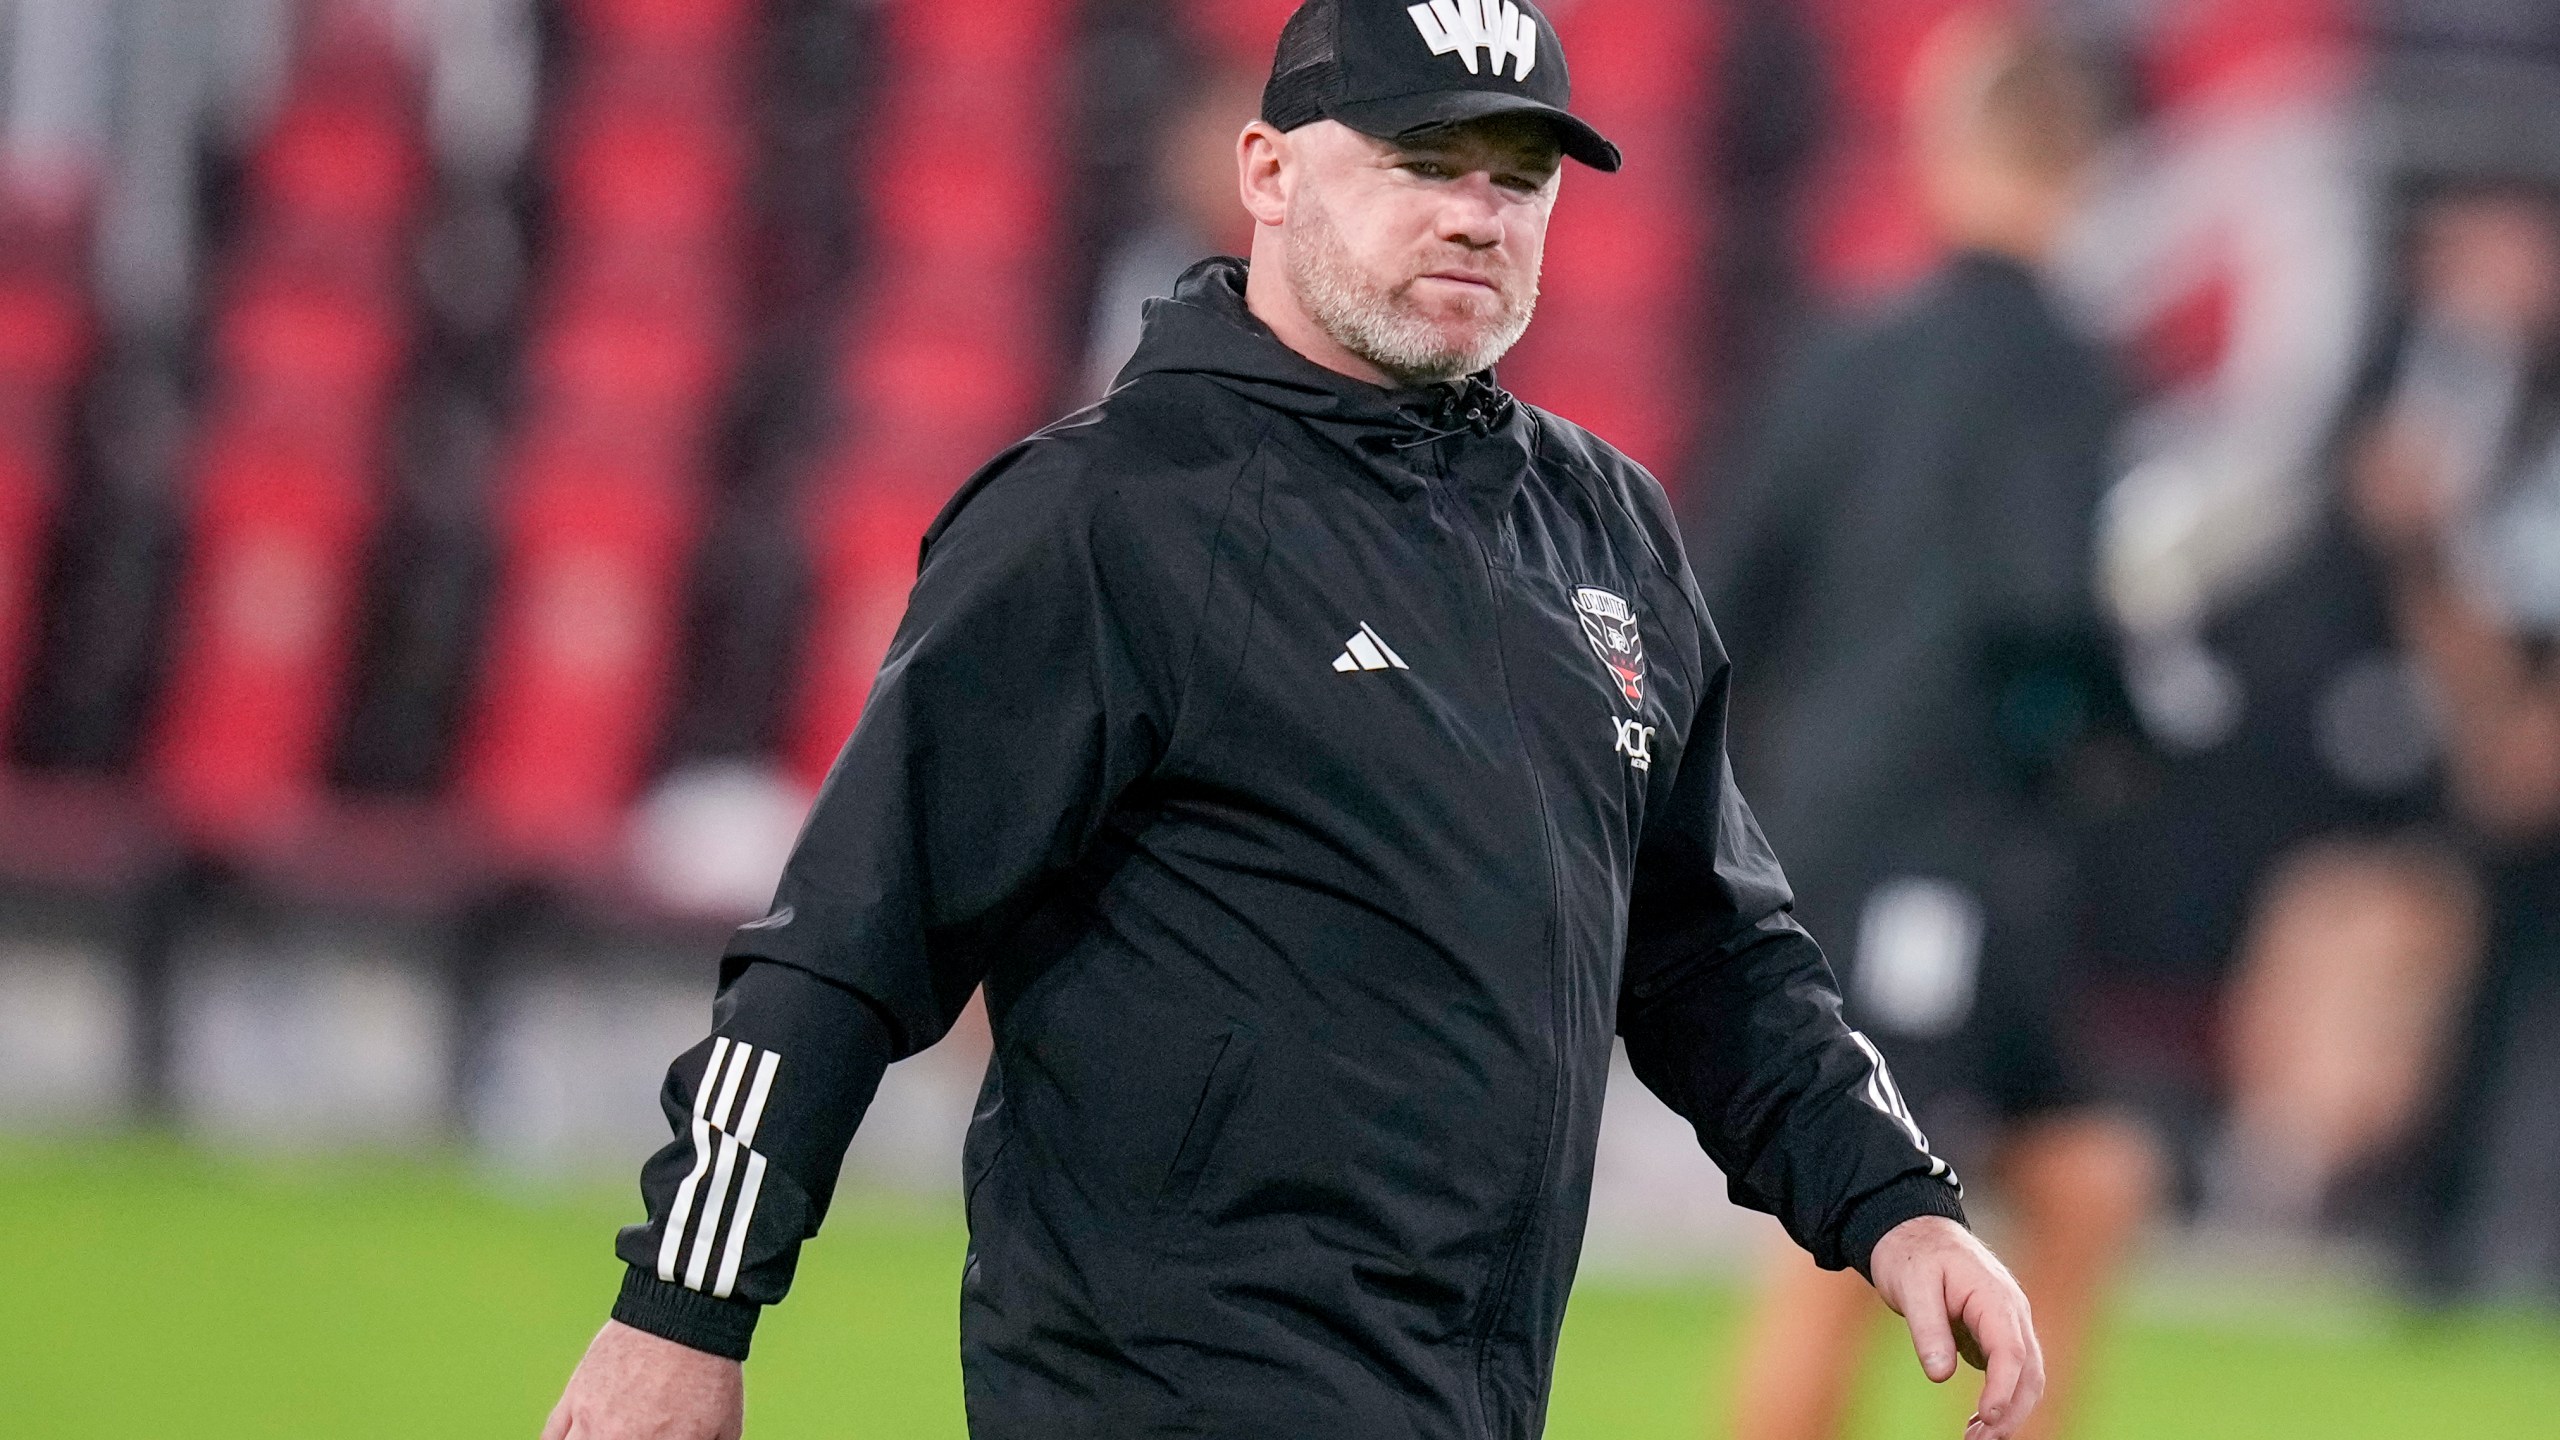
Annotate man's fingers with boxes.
[1970,1324,2024,1435]
[1951,1309,1988,1370]
[2005,1318,2048,1440]
[1961,1286,2043,1440]
[1898,1263,1962,1384]
[539,1398,572,1440]
[1868,1215,2046,1432]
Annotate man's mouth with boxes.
[1419,271,1500,294]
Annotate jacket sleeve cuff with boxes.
[1840,1174,1970,1281]
[612,1267,761,1362]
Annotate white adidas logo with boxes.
[1332,623,1410,673]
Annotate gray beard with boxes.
[1284,192,1538,386]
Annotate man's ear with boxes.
[1239,121,1293,228]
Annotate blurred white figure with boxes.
[2061,48,2374,750]
[2203,172,2560,1276]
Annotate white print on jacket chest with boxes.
[1614,717,1657,773]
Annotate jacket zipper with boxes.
[1440,457,1574,1427]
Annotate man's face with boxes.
[1278,116,1564,386]
[2415,191,2560,353]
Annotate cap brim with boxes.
[1330,90,1624,173]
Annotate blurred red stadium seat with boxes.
[569,0,760,58]
[527,305,729,438]
[153,436,381,847]
[884,0,1063,76]
[213,289,404,398]
[2143,0,2360,109]
[251,99,428,238]
[146,16,425,855]
[455,0,761,877]
[0,275,92,394]
[0,442,59,736]
[0,179,94,789]
[1794,0,1976,302]
[550,106,744,245]
[789,482,954,786]
[1497,0,1724,479]
[458,437,700,870]
[1179,0,1305,67]
[785,0,1067,787]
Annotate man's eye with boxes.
[1402,161,1451,179]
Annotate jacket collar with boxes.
[1115,257,1530,501]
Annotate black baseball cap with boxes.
[1262,0,1624,173]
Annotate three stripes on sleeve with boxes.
[1846,1029,1957,1186]
[659,1036,784,1300]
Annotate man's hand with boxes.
[1869,1216,2044,1440]
[541,1321,745,1440]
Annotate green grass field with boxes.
[4,1138,2556,1438]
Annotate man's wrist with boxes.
[611,1267,761,1362]
[1841,1174,1970,1281]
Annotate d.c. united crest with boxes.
[1573,586,1646,710]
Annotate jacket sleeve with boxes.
[1617,629,1966,1278]
[611,444,1182,1357]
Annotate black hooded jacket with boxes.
[608,258,1963,1440]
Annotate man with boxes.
[1705,16,2153,1440]
[546,3,2041,1437]
[2340,176,2560,1295]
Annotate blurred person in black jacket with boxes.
[1705,15,2158,1439]
[2140,26,2560,1301]
[2342,179,2560,1298]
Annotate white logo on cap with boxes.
[1407,0,1539,84]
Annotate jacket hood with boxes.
[1115,256,1522,447]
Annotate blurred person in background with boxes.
[544,3,2039,1438]
[2052,0,2383,1213]
[1076,60,1264,404]
[2105,9,2560,1302]
[2195,188,2534,1245]
[1706,14,2159,1439]
[2340,175,2560,1298]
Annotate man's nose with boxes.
[1436,177,1508,249]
